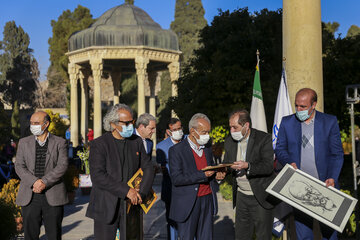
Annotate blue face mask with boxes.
[296,106,314,121]
[117,124,134,138]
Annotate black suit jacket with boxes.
[169,139,218,223]
[86,132,154,223]
[223,128,276,209]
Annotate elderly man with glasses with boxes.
[86,104,154,240]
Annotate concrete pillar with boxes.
[111,71,121,105]
[283,0,323,111]
[79,69,89,145]
[148,71,157,149]
[90,59,103,138]
[135,56,149,116]
[168,62,180,117]
[69,63,79,147]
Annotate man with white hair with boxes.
[169,113,224,240]
[86,104,154,240]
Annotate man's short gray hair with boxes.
[103,104,133,131]
[135,113,156,128]
[188,113,211,130]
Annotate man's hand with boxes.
[290,163,298,169]
[126,188,142,205]
[204,171,215,177]
[231,161,248,171]
[215,171,226,180]
[33,179,46,193]
[325,178,335,187]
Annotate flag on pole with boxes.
[272,68,293,238]
[272,68,293,148]
[250,62,267,132]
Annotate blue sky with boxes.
[1,0,359,81]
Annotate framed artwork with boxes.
[128,168,157,214]
[266,164,357,232]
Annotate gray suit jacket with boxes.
[15,133,69,206]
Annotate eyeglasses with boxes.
[118,120,134,126]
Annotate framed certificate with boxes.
[266,164,357,232]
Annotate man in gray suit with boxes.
[15,111,68,240]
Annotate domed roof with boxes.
[68,3,179,52]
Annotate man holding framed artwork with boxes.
[275,88,344,240]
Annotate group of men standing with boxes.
[15,87,344,240]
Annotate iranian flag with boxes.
[250,63,267,132]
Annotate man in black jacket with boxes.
[86,104,154,240]
[222,109,276,240]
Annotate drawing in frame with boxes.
[266,164,357,232]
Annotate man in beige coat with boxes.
[15,111,68,240]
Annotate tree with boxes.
[171,0,207,65]
[125,0,134,5]
[324,22,340,36]
[170,8,283,129]
[0,21,38,109]
[10,100,20,140]
[346,25,360,38]
[48,5,94,84]
[323,30,360,129]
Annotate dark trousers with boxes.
[165,201,178,240]
[235,191,273,240]
[177,194,213,240]
[94,200,142,240]
[22,193,64,240]
[294,209,337,240]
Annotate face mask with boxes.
[296,106,314,122]
[170,130,183,141]
[30,122,46,136]
[117,124,134,138]
[194,129,210,146]
[231,125,248,141]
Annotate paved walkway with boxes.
[33,173,235,240]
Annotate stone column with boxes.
[168,62,180,117]
[148,71,157,149]
[69,63,79,147]
[79,69,89,144]
[90,59,103,138]
[283,0,323,111]
[111,71,121,105]
[135,56,149,116]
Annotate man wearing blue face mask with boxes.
[275,88,344,240]
[86,104,154,240]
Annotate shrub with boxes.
[0,199,17,240]
[0,179,21,217]
[219,174,233,201]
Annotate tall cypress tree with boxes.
[125,0,134,5]
[171,0,207,65]
[0,21,37,109]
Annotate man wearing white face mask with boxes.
[169,113,223,240]
[275,88,343,240]
[15,111,68,240]
[86,104,154,240]
[156,118,184,240]
[222,109,276,240]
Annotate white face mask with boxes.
[231,125,248,142]
[30,122,46,136]
[194,129,210,146]
[170,129,183,141]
